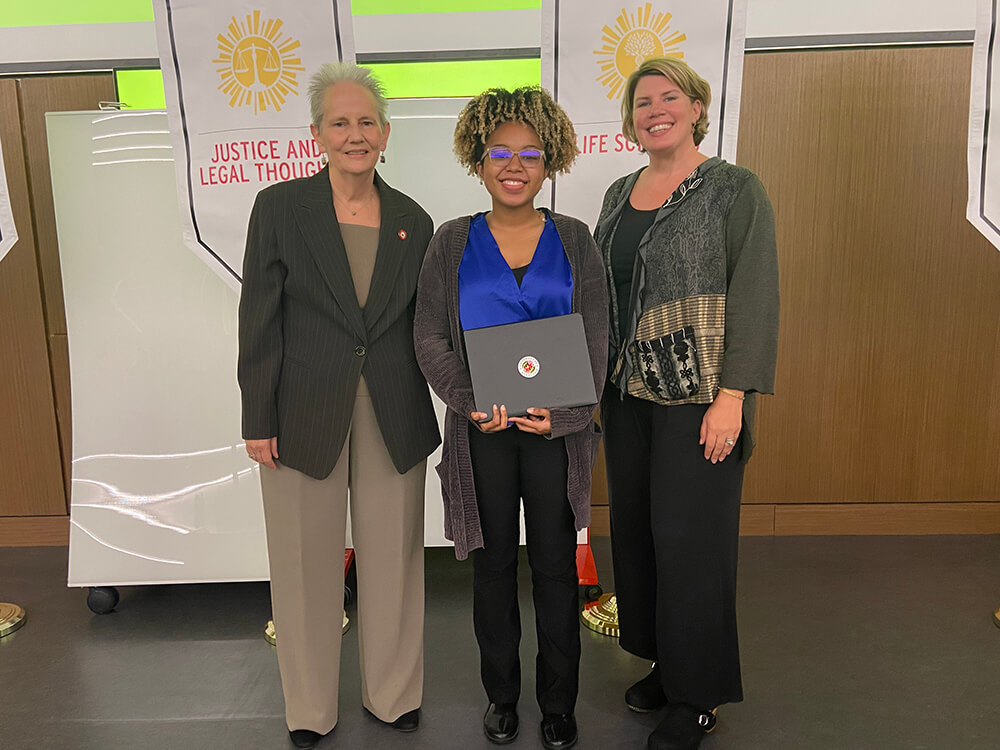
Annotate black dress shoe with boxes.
[364,706,420,733]
[626,662,667,712]
[392,708,420,732]
[541,713,578,750]
[647,703,717,750]
[288,729,323,749]
[483,702,519,744]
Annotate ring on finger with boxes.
[725,438,735,446]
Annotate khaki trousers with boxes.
[260,384,426,733]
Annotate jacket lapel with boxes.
[363,172,413,331]
[292,167,366,338]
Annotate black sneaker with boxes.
[625,662,667,712]
[647,703,717,750]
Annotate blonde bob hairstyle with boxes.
[620,58,711,147]
[307,62,389,130]
[453,86,579,177]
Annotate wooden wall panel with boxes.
[49,333,71,500]
[591,505,610,536]
[774,503,1000,535]
[0,516,69,546]
[0,80,66,516]
[18,75,115,337]
[737,47,1000,506]
[17,74,116,505]
[740,505,776,536]
[590,503,776,537]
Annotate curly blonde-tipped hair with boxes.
[621,58,711,147]
[453,86,579,177]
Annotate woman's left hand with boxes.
[509,407,552,436]
[699,393,743,463]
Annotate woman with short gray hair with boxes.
[307,61,389,130]
[239,62,439,749]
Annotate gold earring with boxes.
[320,153,328,166]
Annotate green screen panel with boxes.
[0,0,153,27]
[116,69,167,110]
[366,59,541,99]
[352,0,539,14]
[108,58,542,113]
[0,0,541,27]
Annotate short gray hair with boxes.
[307,62,389,130]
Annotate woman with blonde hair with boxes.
[595,57,779,750]
[415,86,607,750]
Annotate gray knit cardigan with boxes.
[596,158,780,461]
[414,212,609,560]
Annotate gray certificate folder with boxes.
[463,313,597,418]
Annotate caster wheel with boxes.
[581,584,603,603]
[87,586,120,615]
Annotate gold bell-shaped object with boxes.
[581,593,619,637]
[265,612,350,645]
[0,602,27,638]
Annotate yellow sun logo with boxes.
[594,3,687,101]
[214,10,304,115]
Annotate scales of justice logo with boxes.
[594,3,687,100]
[214,10,305,114]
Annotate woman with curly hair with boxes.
[414,87,608,750]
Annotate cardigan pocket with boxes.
[629,326,701,402]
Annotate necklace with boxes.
[334,188,377,216]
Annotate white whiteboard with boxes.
[52,102,563,588]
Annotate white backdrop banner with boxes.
[968,0,1000,252]
[152,0,355,288]
[541,0,748,224]
[0,134,18,263]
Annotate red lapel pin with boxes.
[398,229,407,240]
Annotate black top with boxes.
[511,264,529,286]
[610,200,658,341]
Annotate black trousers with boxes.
[468,425,580,715]
[601,388,745,710]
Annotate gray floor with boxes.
[1,535,998,750]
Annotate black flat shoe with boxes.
[541,712,578,750]
[483,702,519,744]
[392,708,420,732]
[647,703,717,750]
[626,662,667,712]
[364,706,420,733]
[288,729,323,749]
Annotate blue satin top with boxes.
[458,211,573,331]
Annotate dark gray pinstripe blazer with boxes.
[237,167,441,479]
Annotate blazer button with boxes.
[355,345,366,357]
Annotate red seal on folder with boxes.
[517,356,540,378]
